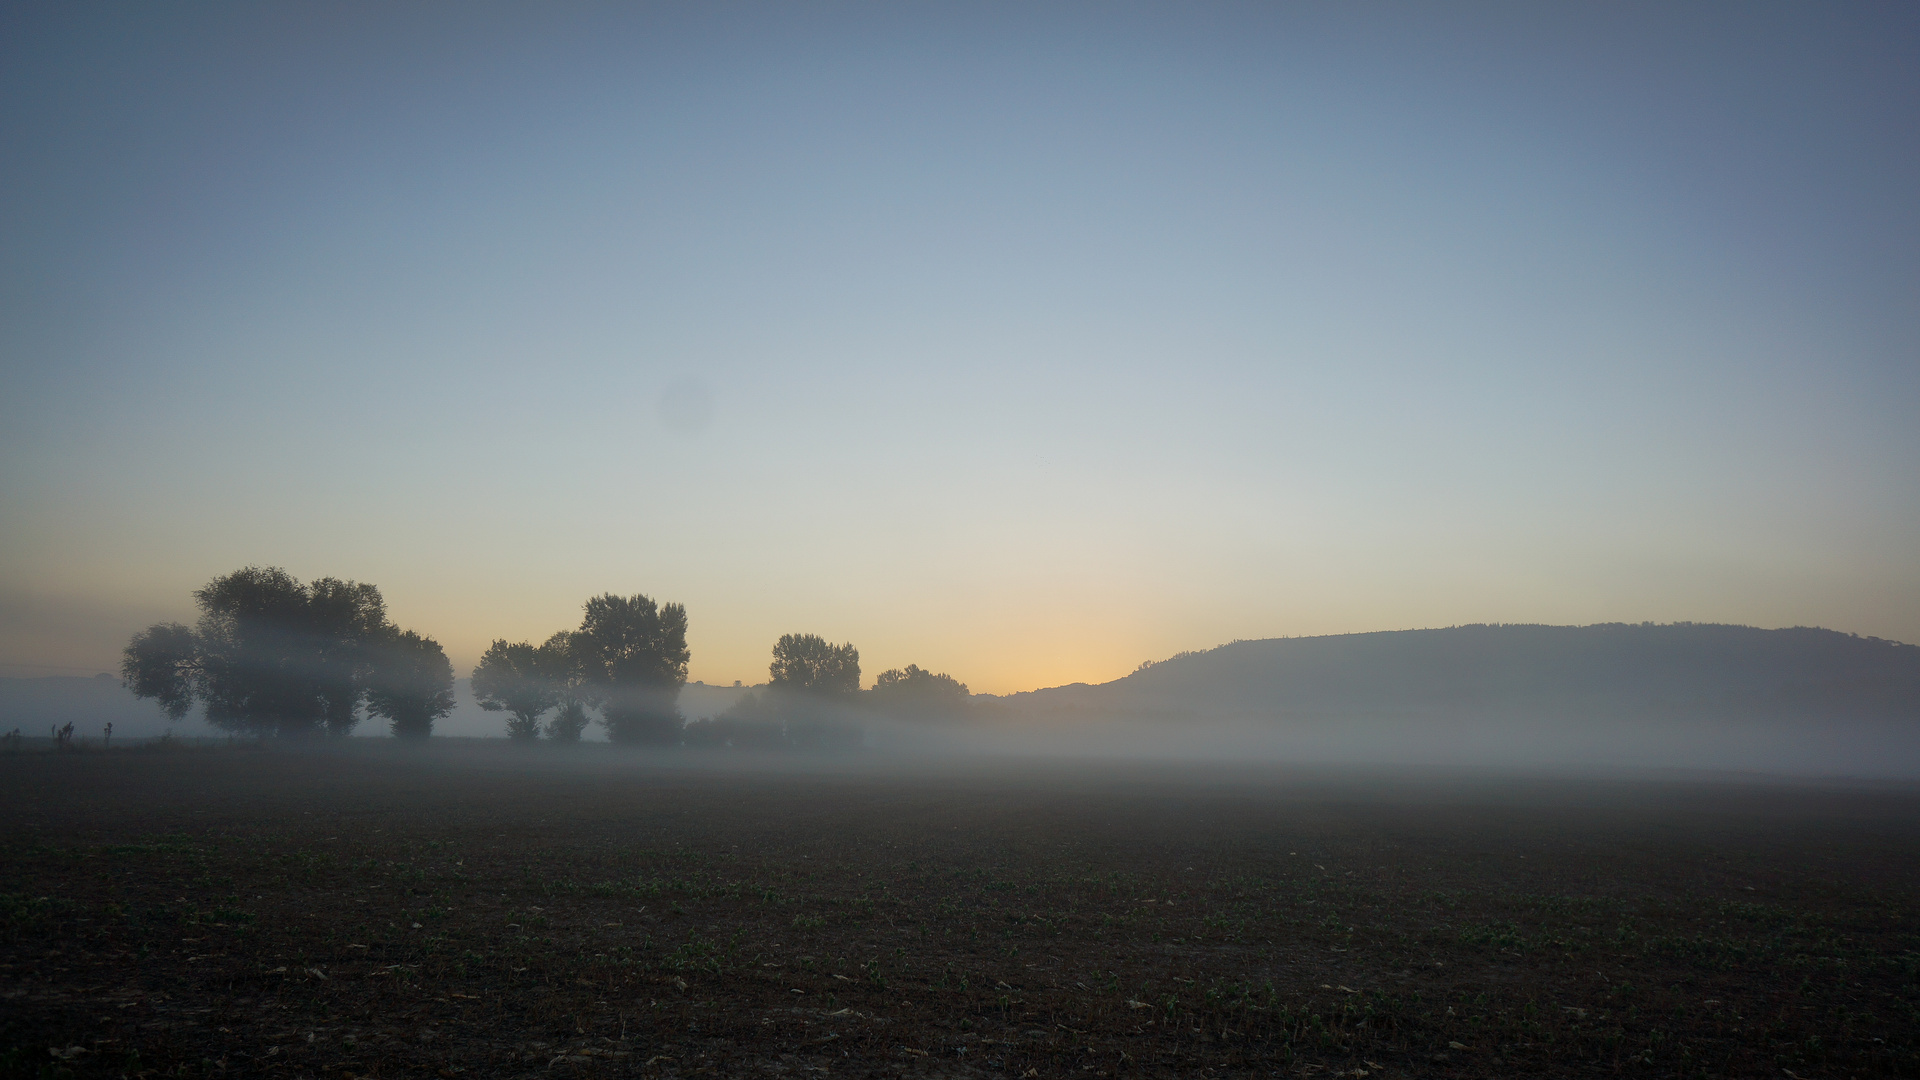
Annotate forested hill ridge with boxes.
[984,624,1920,722]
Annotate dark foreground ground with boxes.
[2,744,1917,1079]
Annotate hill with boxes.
[977,624,1920,774]
[994,623,1920,721]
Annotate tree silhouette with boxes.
[306,577,389,737]
[538,631,595,742]
[767,634,863,749]
[190,567,325,736]
[121,622,198,722]
[122,566,433,739]
[573,594,689,744]
[471,639,557,741]
[769,634,860,699]
[869,664,971,721]
[365,629,455,740]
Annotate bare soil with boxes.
[2,743,1917,1078]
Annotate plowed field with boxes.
[3,745,1916,1078]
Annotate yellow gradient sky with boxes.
[3,6,1916,693]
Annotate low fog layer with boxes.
[11,623,1918,778]
[961,624,1920,776]
[0,677,754,743]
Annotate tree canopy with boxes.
[763,633,864,750]
[305,577,389,736]
[121,622,198,722]
[471,639,558,741]
[364,629,456,740]
[539,631,595,742]
[869,664,971,721]
[122,566,437,739]
[573,593,689,744]
[768,634,861,699]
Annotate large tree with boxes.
[572,593,689,744]
[767,633,863,750]
[471,639,557,741]
[188,566,324,736]
[122,566,423,738]
[364,629,455,740]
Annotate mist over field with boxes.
[959,624,1920,775]
[16,621,1917,778]
[8,7,1920,1075]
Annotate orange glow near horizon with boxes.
[3,7,1916,687]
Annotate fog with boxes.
[860,710,1920,780]
[14,627,1917,781]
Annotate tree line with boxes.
[469,592,689,744]
[122,568,455,739]
[124,567,969,744]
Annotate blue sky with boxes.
[3,3,1916,691]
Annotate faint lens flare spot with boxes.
[658,376,714,435]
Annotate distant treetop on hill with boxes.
[869,664,970,721]
[769,634,860,700]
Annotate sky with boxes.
[2,3,1917,694]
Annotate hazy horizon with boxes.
[14,620,1916,780]
[4,5,1917,693]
